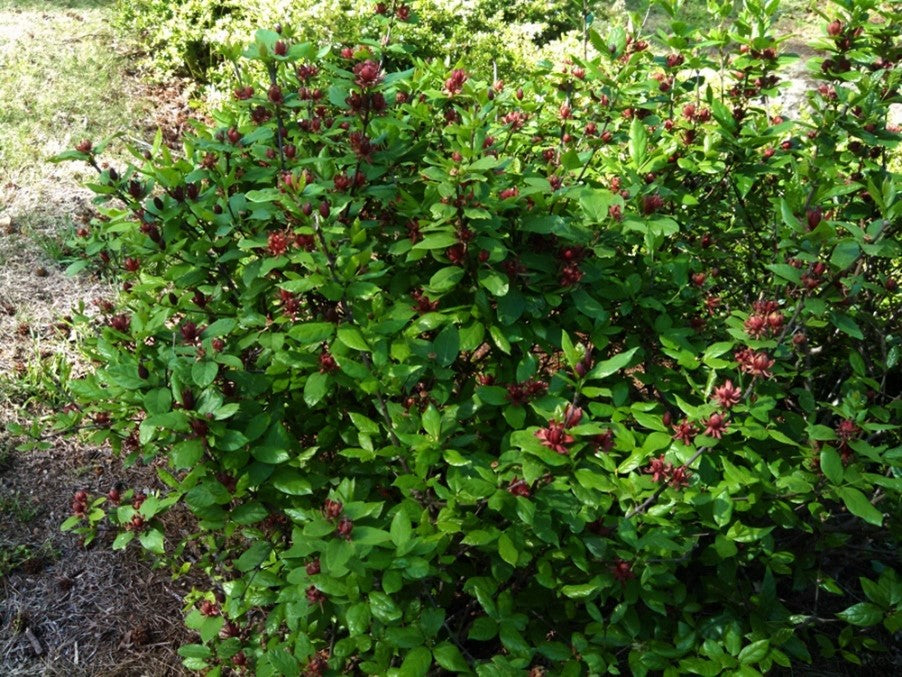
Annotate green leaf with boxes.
[231,502,268,525]
[766,263,802,285]
[838,487,883,526]
[830,240,860,271]
[346,602,371,636]
[271,470,313,495]
[428,266,465,293]
[820,448,843,484]
[349,412,380,435]
[398,646,432,676]
[737,639,769,664]
[304,371,329,406]
[337,326,370,351]
[829,312,863,340]
[628,117,647,167]
[390,510,412,549]
[837,602,883,627]
[352,526,391,545]
[422,405,442,439]
[171,439,204,469]
[433,642,470,672]
[289,322,335,345]
[202,318,236,338]
[235,541,271,571]
[780,199,801,230]
[369,592,402,623]
[266,647,300,677]
[678,658,722,676]
[198,615,225,643]
[433,324,460,367]
[859,576,889,608]
[579,188,616,222]
[138,528,165,554]
[499,625,530,656]
[478,270,509,297]
[191,361,218,388]
[586,347,639,380]
[489,325,511,354]
[413,232,458,250]
[112,531,135,550]
[178,644,212,659]
[498,533,519,566]
[561,330,580,368]
[144,388,172,415]
[467,616,497,640]
[469,156,501,172]
[561,582,600,599]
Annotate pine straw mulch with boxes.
[0,429,198,676]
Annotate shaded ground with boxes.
[0,1,197,674]
[0,439,193,676]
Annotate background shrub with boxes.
[115,0,635,87]
[55,0,900,673]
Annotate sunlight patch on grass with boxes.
[0,2,143,193]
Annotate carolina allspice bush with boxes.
[54,0,900,674]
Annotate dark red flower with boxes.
[180,321,200,343]
[563,405,583,428]
[672,419,697,445]
[669,466,691,489]
[410,288,439,313]
[337,517,354,539]
[353,60,383,89]
[306,585,326,604]
[323,498,343,519]
[611,559,635,584]
[735,348,774,379]
[641,194,664,214]
[712,380,742,409]
[744,313,767,338]
[109,314,130,332]
[268,231,289,256]
[444,69,468,95]
[835,419,861,441]
[506,379,546,405]
[501,110,528,130]
[583,430,608,454]
[446,243,466,265]
[644,454,672,483]
[507,477,531,497]
[703,413,728,439]
[319,350,338,374]
[535,420,574,454]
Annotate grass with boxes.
[0,492,40,525]
[0,0,131,424]
[0,0,144,199]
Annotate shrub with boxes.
[54,0,900,673]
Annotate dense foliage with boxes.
[51,0,900,673]
[114,0,615,85]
